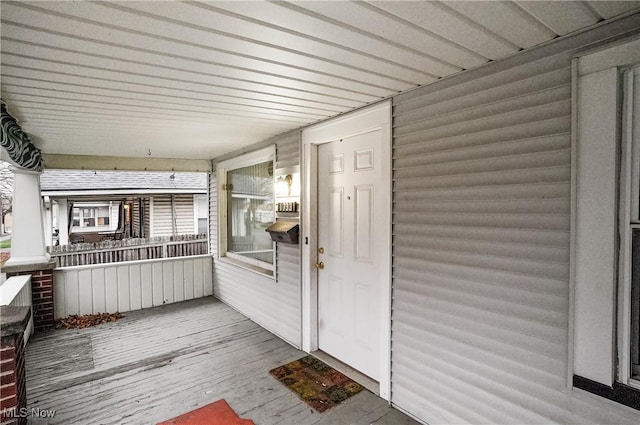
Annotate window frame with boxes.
[572,36,640,410]
[71,203,113,232]
[618,65,640,390]
[216,145,276,277]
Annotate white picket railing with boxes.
[0,275,34,345]
[53,255,213,319]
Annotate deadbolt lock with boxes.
[318,247,325,254]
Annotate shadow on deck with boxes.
[25,297,419,425]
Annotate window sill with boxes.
[217,255,275,280]
[573,375,640,411]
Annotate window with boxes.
[217,146,275,275]
[194,194,208,235]
[71,204,114,231]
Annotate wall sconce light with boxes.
[275,174,292,196]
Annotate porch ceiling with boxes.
[1,1,639,161]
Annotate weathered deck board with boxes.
[26,297,420,425]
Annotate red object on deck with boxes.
[156,399,255,425]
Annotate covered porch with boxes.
[25,297,416,425]
[3,2,640,425]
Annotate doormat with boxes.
[156,399,254,425]
[269,355,364,412]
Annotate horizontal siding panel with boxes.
[394,116,570,149]
[390,40,583,424]
[394,85,571,136]
[393,222,569,246]
[394,133,570,168]
[394,181,570,202]
[394,244,567,280]
[395,233,568,263]
[393,256,568,297]
[394,51,571,106]
[392,343,569,425]
[395,197,569,215]
[394,266,567,317]
[394,149,570,179]
[393,311,566,382]
[393,211,569,231]
[396,276,566,334]
[394,165,570,191]
[394,301,566,371]
[394,99,571,140]
[393,67,571,124]
[213,260,300,346]
[275,132,300,169]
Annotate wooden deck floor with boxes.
[25,297,420,425]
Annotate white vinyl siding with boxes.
[152,194,195,237]
[390,35,640,425]
[144,198,151,238]
[210,132,301,347]
[132,200,140,237]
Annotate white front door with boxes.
[317,129,384,380]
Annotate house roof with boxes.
[2,1,639,161]
[40,169,207,194]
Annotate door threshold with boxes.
[311,350,380,396]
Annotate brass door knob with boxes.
[315,261,325,270]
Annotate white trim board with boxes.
[300,100,392,401]
[572,35,640,388]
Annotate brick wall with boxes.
[0,332,26,425]
[28,270,53,331]
[4,261,56,331]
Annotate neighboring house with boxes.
[40,170,208,245]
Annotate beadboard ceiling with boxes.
[2,1,639,160]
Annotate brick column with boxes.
[4,261,56,332]
[0,306,30,425]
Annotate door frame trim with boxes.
[300,100,392,401]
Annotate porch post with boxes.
[4,168,49,266]
[56,198,69,245]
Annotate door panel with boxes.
[355,184,373,262]
[329,187,344,257]
[317,130,383,380]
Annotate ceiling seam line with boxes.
[2,75,341,115]
[12,106,291,126]
[0,27,399,96]
[0,64,354,110]
[98,0,435,82]
[3,84,329,119]
[509,2,558,38]
[6,2,423,87]
[3,99,316,124]
[431,2,522,52]
[581,2,604,21]
[183,0,445,79]
[0,53,369,105]
[356,1,489,63]
[260,0,464,71]
[2,92,316,123]
[0,45,382,103]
